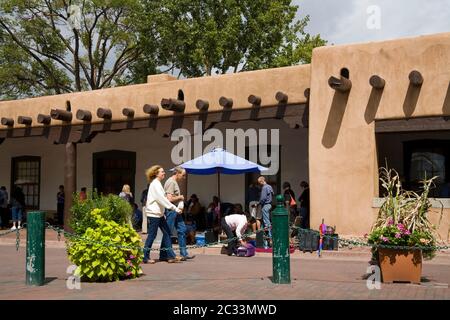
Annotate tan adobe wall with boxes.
[309,32,450,238]
[0,65,310,129]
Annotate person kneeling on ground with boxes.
[221,208,250,256]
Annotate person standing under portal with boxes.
[257,176,273,248]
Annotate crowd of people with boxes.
[1,165,309,261]
[133,167,310,260]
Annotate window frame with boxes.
[10,156,41,210]
[403,139,450,196]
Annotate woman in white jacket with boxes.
[143,165,182,264]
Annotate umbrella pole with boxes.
[217,171,220,201]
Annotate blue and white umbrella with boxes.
[175,147,268,199]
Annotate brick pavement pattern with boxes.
[0,244,449,300]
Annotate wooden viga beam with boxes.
[161,98,185,112]
[97,107,112,119]
[122,108,135,118]
[18,116,32,125]
[369,75,386,89]
[409,70,423,86]
[50,109,73,122]
[248,94,261,106]
[76,109,92,121]
[1,117,14,126]
[37,114,51,125]
[196,99,209,111]
[328,76,352,93]
[143,104,159,115]
[275,91,288,103]
[219,96,233,108]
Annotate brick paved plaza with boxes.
[0,233,449,300]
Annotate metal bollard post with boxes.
[26,211,45,286]
[272,195,291,284]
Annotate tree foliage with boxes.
[0,0,146,99]
[132,0,325,80]
[0,0,325,99]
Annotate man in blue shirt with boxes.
[257,176,273,247]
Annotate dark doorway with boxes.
[93,150,136,196]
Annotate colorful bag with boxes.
[289,195,296,207]
[235,243,256,257]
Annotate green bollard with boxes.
[272,194,291,284]
[26,211,45,286]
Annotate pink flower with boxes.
[404,230,411,235]
[129,255,135,259]
[397,223,405,230]
[395,233,401,238]
[126,271,132,276]
[387,218,394,225]
[382,237,389,242]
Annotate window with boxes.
[11,156,41,209]
[404,140,450,197]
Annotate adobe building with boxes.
[1,32,449,240]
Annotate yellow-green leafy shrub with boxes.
[67,209,143,282]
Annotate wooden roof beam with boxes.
[97,108,112,119]
[50,109,73,122]
[161,98,185,112]
[76,109,92,121]
[328,76,352,93]
[17,116,32,126]
[143,104,159,115]
[370,75,386,89]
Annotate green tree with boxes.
[0,0,325,98]
[0,0,151,99]
[131,0,325,80]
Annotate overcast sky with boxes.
[294,0,450,45]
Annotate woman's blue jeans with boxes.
[143,216,176,261]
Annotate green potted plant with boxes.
[368,167,442,283]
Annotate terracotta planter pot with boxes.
[378,247,422,284]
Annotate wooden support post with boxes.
[64,142,76,232]
[161,98,185,112]
[76,109,92,121]
[37,114,51,125]
[143,104,159,115]
[50,109,73,122]
[328,76,352,93]
[248,94,261,106]
[409,70,423,86]
[275,91,288,103]
[122,108,135,118]
[1,117,14,126]
[18,116,32,125]
[219,96,233,108]
[97,108,112,119]
[196,99,209,111]
[370,75,386,89]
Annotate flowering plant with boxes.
[367,167,442,260]
[368,220,436,259]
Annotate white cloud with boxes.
[294,0,450,45]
